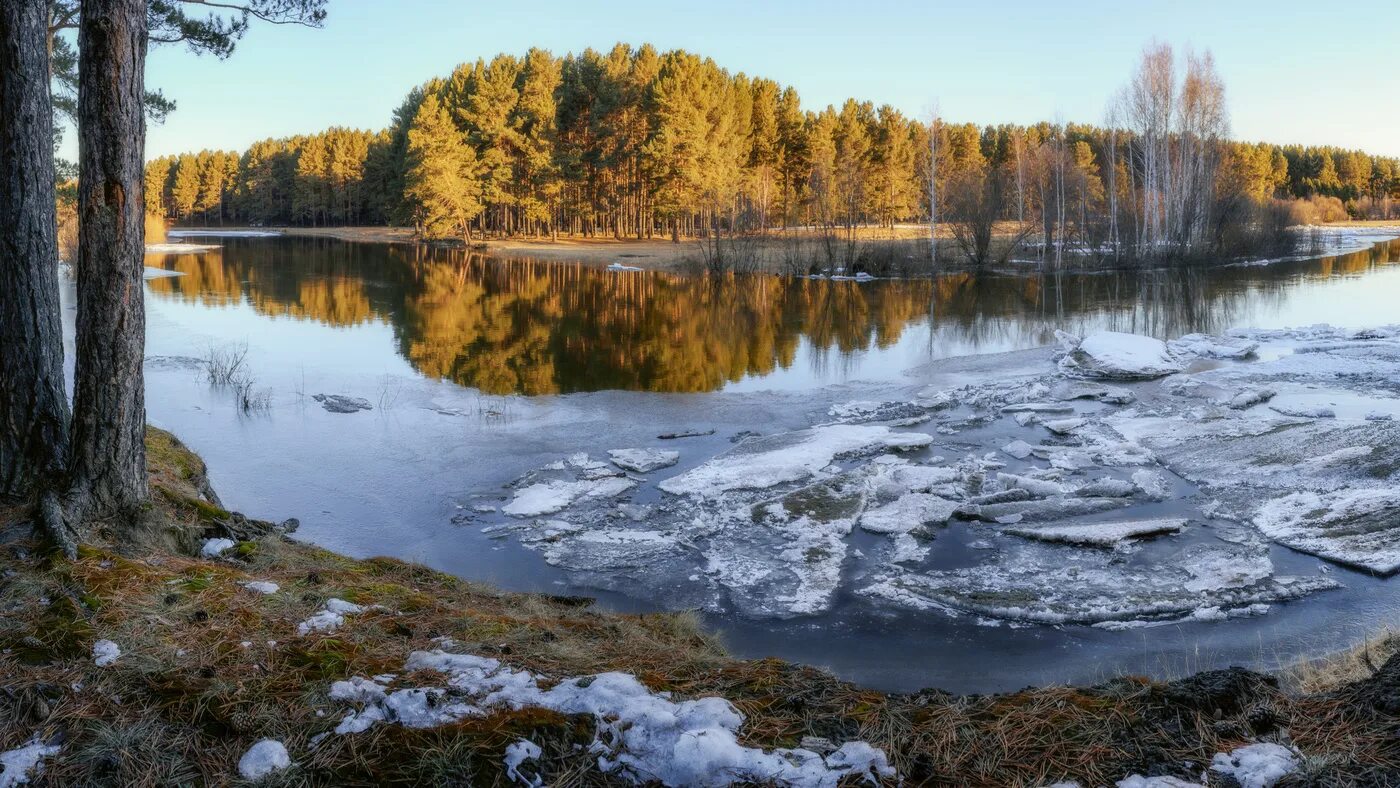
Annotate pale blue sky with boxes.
[87,0,1400,161]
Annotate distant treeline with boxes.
[146,43,1400,246]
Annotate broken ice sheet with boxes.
[1003,517,1186,547]
[607,448,679,473]
[705,473,868,618]
[1056,331,1184,380]
[658,424,933,497]
[859,544,1338,625]
[1255,487,1400,574]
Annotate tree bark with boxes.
[68,0,149,521]
[0,0,72,504]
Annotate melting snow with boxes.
[92,639,121,667]
[329,641,894,787]
[297,598,367,635]
[200,538,235,557]
[1209,742,1299,788]
[237,739,291,780]
[0,739,60,787]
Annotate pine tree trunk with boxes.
[68,0,149,521]
[0,0,71,502]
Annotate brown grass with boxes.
[0,428,1397,785]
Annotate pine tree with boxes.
[404,93,482,242]
[170,152,201,219]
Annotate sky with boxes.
[75,0,1400,162]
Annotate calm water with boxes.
[128,234,1400,693]
[145,235,1400,394]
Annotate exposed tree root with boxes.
[38,489,77,559]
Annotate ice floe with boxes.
[860,544,1337,625]
[312,393,372,413]
[328,640,894,786]
[1003,517,1185,547]
[469,325,1400,628]
[608,448,680,473]
[1255,488,1400,574]
[659,425,932,497]
[1056,331,1184,380]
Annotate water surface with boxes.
[129,234,1400,693]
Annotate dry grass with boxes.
[1286,628,1400,694]
[0,429,1397,785]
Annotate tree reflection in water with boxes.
[145,236,1400,395]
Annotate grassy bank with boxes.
[2,429,1398,785]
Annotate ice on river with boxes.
[658,424,932,497]
[471,324,1400,626]
[1003,517,1186,547]
[1255,487,1400,574]
[1056,331,1184,380]
[860,544,1337,625]
[608,448,680,473]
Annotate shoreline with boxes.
[2,427,1397,785]
[168,220,1400,277]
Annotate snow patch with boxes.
[200,538,235,557]
[0,739,61,788]
[92,639,121,667]
[1209,742,1299,788]
[329,642,894,787]
[237,739,291,780]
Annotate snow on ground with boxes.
[327,639,894,787]
[237,739,291,780]
[468,325,1400,627]
[168,229,282,237]
[242,580,280,594]
[1209,743,1299,788]
[200,537,235,557]
[0,738,61,787]
[296,598,367,635]
[145,242,219,254]
[504,739,543,787]
[92,639,121,667]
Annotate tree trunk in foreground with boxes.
[68,0,148,521]
[0,0,72,505]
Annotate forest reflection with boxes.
[144,237,1400,395]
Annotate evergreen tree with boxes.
[404,93,482,242]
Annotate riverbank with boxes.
[168,220,1400,277]
[1,428,1397,785]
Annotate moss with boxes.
[9,595,94,664]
